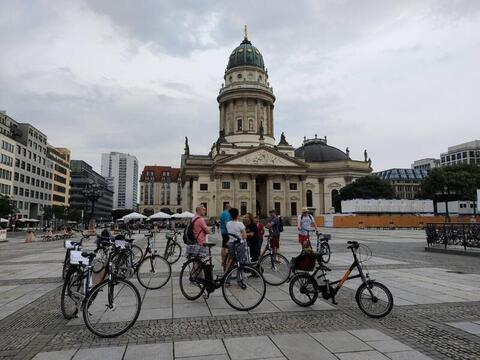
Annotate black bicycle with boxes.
[62,238,84,279]
[289,240,393,318]
[113,232,172,289]
[257,232,291,286]
[61,249,142,337]
[164,230,182,264]
[308,230,331,264]
[179,236,266,311]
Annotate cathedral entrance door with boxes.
[255,175,267,218]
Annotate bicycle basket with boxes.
[292,252,316,271]
[185,244,206,258]
[64,240,78,250]
[357,244,372,263]
[70,250,90,265]
[114,239,127,249]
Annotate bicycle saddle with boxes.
[347,241,359,249]
[144,233,153,238]
[81,252,97,260]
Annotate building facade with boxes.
[181,32,372,218]
[139,166,182,214]
[101,152,138,210]
[70,160,114,221]
[440,140,480,167]
[374,168,428,200]
[411,158,440,171]
[47,146,71,207]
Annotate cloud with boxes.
[1,0,480,174]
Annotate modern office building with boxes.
[374,168,428,200]
[0,113,15,198]
[70,160,113,221]
[440,140,480,167]
[138,166,182,215]
[101,152,138,210]
[47,146,71,207]
[411,158,440,171]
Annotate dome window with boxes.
[237,118,243,131]
[237,73,242,79]
[238,48,244,53]
[258,75,262,81]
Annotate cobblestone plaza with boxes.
[1,228,480,359]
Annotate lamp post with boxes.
[442,185,450,223]
[82,181,104,230]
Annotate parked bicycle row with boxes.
[60,205,394,338]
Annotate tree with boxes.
[142,208,155,216]
[112,209,134,221]
[417,164,480,203]
[160,207,172,215]
[0,195,14,218]
[337,176,396,210]
[67,208,83,223]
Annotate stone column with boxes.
[250,175,256,215]
[211,174,217,217]
[269,105,274,137]
[283,175,289,216]
[191,177,199,212]
[266,176,272,212]
[300,176,306,210]
[318,178,325,214]
[232,174,237,208]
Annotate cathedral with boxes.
[180,29,371,219]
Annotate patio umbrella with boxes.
[181,211,195,218]
[149,211,171,220]
[0,218,8,223]
[121,212,147,221]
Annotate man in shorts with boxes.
[219,204,232,270]
[265,210,280,256]
[297,207,318,248]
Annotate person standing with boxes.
[219,204,232,269]
[244,213,260,263]
[186,205,211,258]
[225,207,247,272]
[265,210,280,256]
[255,215,265,255]
[297,207,318,249]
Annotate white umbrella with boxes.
[149,211,171,220]
[181,211,195,218]
[121,212,147,221]
[171,213,183,219]
[27,219,40,222]
[0,218,8,223]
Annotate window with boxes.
[240,201,247,215]
[289,183,298,191]
[274,202,281,215]
[222,181,231,190]
[273,182,281,190]
[331,189,339,209]
[291,202,297,216]
[237,73,242,79]
[239,182,248,190]
[223,201,230,209]
[199,183,208,191]
[20,174,24,183]
[306,190,313,207]
[248,119,254,131]
[237,118,243,131]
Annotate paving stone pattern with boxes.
[1,228,480,359]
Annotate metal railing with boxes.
[426,223,480,250]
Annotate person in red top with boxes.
[192,204,210,246]
[255,215,265,251]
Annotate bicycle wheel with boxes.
[62,255,70,280]
[179,258,206,300]
[165,242,182,265]
[131,244,143,267]
[136,254,171,289]
[61,268,82,319]
[320,243,331,263]
[355,281,393,318]
[83,278,141,338]
[111,252,133,278]
[289,273,318,307]
[222,265,266,311]
[258,253,290,286]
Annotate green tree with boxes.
[337,176,396,211]
[160,207,173,215]
[142,208,155,216]
[67,208,82,223]
[0,195,15,218]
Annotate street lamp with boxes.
[442,185,450,223]
[82,181,104,230]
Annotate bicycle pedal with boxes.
[203,293,210,300]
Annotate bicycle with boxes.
[62,238,84,280]
[61,248,142,337]
[257,232,291,286]
[289,240,393,318]
[179,235,266,311]
[113,232,172,289]
[164,230,182,264]
[306,230,331,264]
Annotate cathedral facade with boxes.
[181,31,371,219]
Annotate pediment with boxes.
[217,147,306,168]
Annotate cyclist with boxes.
[187,205,211,258]
[297,207,318,249]
[219,204,232,270]
[225,207,247,273]
[265,210,281,257]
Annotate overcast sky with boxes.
[1,0,479,173]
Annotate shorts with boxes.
[269,236,280,249]
[221,234,229,248]
[227,241,248,264]
[298,234,310,247]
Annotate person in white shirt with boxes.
[297,207,318,249]
[225,207,246,272]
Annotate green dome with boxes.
[227,38,265,70]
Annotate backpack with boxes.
[183,217,201,245]
[278,216,284,233]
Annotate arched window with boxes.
[306,190,313,207]
[249,119,254,130]
[331,189,339,207]
[237,118,243,131]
